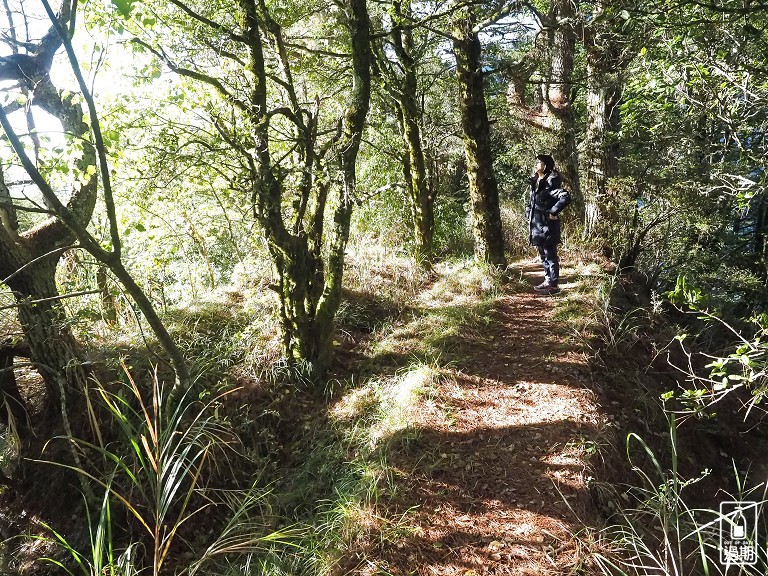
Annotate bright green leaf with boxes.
[111,0,134,17]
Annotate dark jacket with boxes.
[526,170,571,246]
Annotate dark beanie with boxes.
[536,154,555,172]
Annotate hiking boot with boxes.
[535,281,560,294]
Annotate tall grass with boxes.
[39,367,294,575]
[591,414,767,576]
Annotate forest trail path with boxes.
[371,257,606,576]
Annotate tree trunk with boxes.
[96,265,118,325]
[4,260,85,407]
[399,98,434,260]
[0,339,28,427]
[453,22,507,268]
[240,0,370,379]
[390,4,434,261]
[313,0,372,368]
[271,241,329,371]
[581,5,636,251]
[545,0,581,216]
[0,3,97,423]
[584,62,622,243]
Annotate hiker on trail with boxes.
[526,154,571,294]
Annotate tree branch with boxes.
[167,0,247,43]
[131,37,250,115]
[0,289,101,312]
[41,0,120,257]
[0,106,103,255]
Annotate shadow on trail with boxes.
[370,418,597,572]
[379,418,597,514]
[334,260,603,574]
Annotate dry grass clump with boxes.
[344,238,432,303]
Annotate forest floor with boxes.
[2,254,617,576]
[7,254,765,575]
[331,256,612,575]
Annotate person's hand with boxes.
[548,213,559,221]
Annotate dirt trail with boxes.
[374,259,606,575]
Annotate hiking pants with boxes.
[537,244,560,285]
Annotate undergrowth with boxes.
[3,255,508,575]
[583,270,768,576]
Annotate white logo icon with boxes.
[719,501,758,566]
[731,510,747,539]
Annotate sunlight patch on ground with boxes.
[344,240,429,300]
[418,260,501,309]
[570,260,603,277]
[331,364,444,447]
[543,450,588,492]
[370,301,495,362]
[369,365,439,446]
[331,384,379,422]
[442,376,596,430]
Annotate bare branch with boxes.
[0,289,101,312]
[1,245,81,285]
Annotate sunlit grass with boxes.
[30,366,295,576]
[371,300,496,363]
[344,238,431,303]
[419,258,503,306]
[250,363,433,575]
[368,364,438,447]
[589,425,768,576]
[365,257,503,364]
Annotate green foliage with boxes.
[666,275,705,309]
[671,312,768,420]
[604,0,768,295]
[110,0,135,18]
[38,369,290,575]
[351,185,411,250]
[370,259,503,363]
[4,0,768,572]
[592,414,768,576]
[433,196,472,256]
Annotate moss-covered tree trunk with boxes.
[399,89,434,260]
[309,0,371,371]
[96,265,118,325]
[453,19,507,268]
[271,240,330,371]
[581,6,636,250]
[584,63,622,243]
[4,261,85,407]
[240,0,371,378]
[0,339,29,427]
[545,0,581,215]
[0,3,95,412]
[390,2,434,261]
